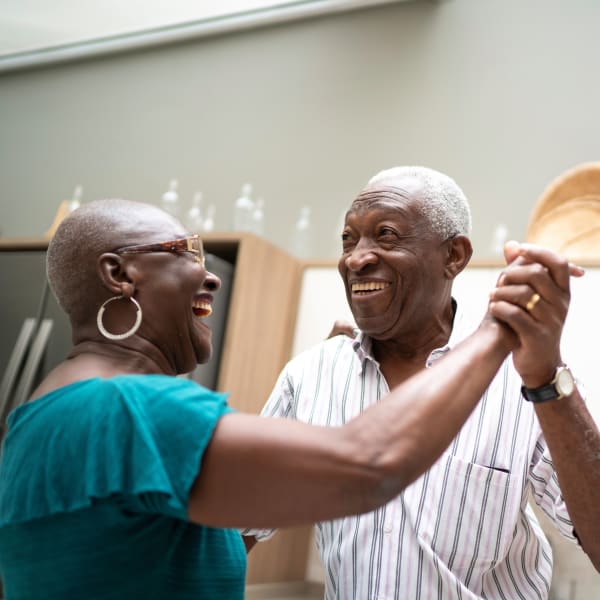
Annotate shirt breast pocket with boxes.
[407,453,519,577]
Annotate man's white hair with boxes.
[368,166,472,239]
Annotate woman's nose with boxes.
[204,271,221,292]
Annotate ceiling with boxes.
[0,0,412,71]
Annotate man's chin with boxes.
[356,323,396,341]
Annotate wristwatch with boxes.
[521,365,576,403]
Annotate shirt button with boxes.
[383,522,393,534]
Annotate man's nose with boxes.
[344,240,379,271]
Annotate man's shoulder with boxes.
[288,334,355,365]
[279,336,359,384]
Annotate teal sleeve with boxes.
[0,375,232,526]
[119,375,234,519]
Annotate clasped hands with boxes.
[488,241,585,389]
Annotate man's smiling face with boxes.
[337,178,452,340]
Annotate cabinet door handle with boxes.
[12,319,54,411]
[0,317,37,430]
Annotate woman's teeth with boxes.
[192,300,212,317]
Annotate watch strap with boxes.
[521,365,575,403]
[521,383,560,403]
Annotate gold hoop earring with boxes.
[96,295,142,340]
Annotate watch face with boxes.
[556,368,575,397]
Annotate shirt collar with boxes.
[352,298,479,372]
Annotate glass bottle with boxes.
[490,223,509,257]
[69,185,83,212]
[251,197,265,236]
[292,205,313,258]
[160,179,180,218]
[186,191,204,232]
[232,183,254,231]
[203,204,216,232]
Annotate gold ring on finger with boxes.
[526,292,541,312]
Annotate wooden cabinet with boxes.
[201,232,312,584]
[202,232,302,412]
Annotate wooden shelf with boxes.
[0,237,50,251]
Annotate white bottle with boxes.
[490,223,509,257]
[69,185,83,212]
[251,197,265,236]
[203,204,216,232]
[332,207,347,257]
[161,179,180,218]
[232,183,254,231]
[292,205,313,258]
[186,191,204,232]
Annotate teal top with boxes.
[0,374,246,599]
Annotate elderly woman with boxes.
[0,199,574,599]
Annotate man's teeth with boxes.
[192,300,212,317]
[351,281,390,293]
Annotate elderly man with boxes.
[244,166,600,598]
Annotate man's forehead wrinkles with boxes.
[349,197,415,216]
[355,185,414,202]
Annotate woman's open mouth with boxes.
[192,297,213,317]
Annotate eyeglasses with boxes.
[113,234,205,267]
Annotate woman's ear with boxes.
[97,253,134,296]
[444,235,473,279]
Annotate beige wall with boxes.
[1,0,600,259]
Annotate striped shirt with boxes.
[245,301,578,599]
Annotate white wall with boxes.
[295,265,600,422]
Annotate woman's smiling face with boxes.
[113,210,221,374]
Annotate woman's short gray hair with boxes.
[46,199,166,324]
[368,166,472,239]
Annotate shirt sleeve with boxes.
[529,436,578,544]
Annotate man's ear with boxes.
[444,235,473,279]
[97,253,134,296]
